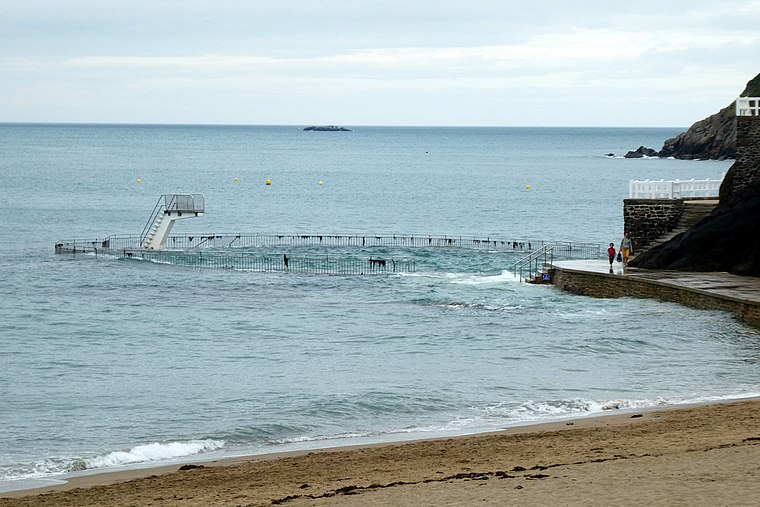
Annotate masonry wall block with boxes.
[732,116,760,194]
[623,199,684,252]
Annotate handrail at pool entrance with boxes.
[512,244,554,282]
[512,242,601,282]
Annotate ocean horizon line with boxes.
[0,121,686,130]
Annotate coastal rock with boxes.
[624,146,658,158]
[657,105,737,160]
[303,125,352,132]
[629,181,760,276]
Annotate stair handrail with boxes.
[512,243,556,282]
[512,241,602,282]
[138,194,206,247]
[139,195,167,246]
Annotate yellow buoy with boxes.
[136,178,141,183]
[318,180,324,186]
[524,184,532,190]
[234,177,239,182]
[265,179,271,186]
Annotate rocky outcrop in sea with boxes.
[303,125,352,132]
[624,146,658,158]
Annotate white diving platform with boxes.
[140,194,205,250]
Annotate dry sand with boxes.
[2,399,760,506]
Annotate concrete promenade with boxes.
[551,260,760,328]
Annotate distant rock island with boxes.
[623,72,760,160]
[303,125,352,132]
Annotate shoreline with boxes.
[0,397,738,494]
[3,397,760,505]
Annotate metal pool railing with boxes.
[118,250,416,275]
[56,233,547,254]
[55,232,592,277]
[160,233,545,251]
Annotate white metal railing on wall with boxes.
[628,177,722,199]
[736,97,760,116]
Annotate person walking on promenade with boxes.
[619,232,633,267]
[607,242,616,272]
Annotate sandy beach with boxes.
[2,399,759,506]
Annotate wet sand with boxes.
[2,399,760,506]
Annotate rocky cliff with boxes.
[629,79,760,277]
[656,104,737,160]
[625,73,760,160]
[629,181,760,276]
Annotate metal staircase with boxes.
[512,242,601,282]
[140,194,205,250]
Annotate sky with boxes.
[2,0,760,127]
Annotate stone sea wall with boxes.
[551,267,760,328]
[627,113,760,275]
[623,199,684,250]
[728,116,760,195]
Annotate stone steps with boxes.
[635,201,717,255]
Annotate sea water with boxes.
[1,124,757,491]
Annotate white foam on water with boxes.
[273,391,760,453]
[511,397,681,422]
[400,270,521,284]
[513,392,760,422]
[271,431,373,445]
[383,393,760,439]
[85,439,224,469]
[7,392,753,489]
[0,440,226,489]
[448,270,521,285]
[261,395,703,448]
[438,301,524,312]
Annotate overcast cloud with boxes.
[2,1,759,126]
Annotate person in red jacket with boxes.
[607,242,616,270]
